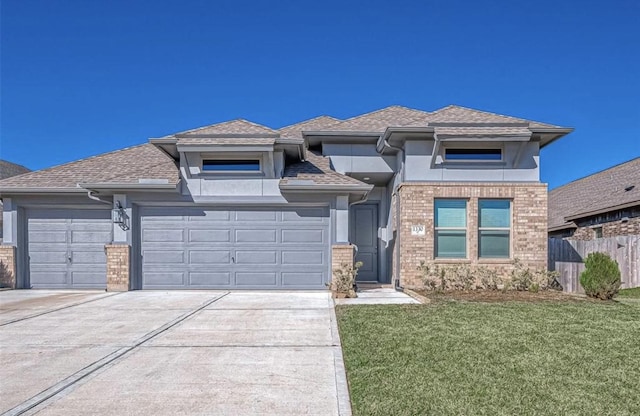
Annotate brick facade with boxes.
[0,245,16,288]
[332,244,355,281]
[395,182,548,288]
[105,244,130,292]
[569,216,640,240]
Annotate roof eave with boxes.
[279,184,374,193]
[78,182,180,192]
[533,128,574,148]
[0,187,88,195]
[564,200,640,222]
[548,223,578,232]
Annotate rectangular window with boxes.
[445,148,502,161]
[478,199,511,258]
[202,159,260,172]
[435,199,467,258]
[594,227,603,238]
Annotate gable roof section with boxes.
[0,144,179,191]
[548,157,640,230]
[167,119,277,137]
[0,160,30,180]
[278,115,341,138]
[325,105,431,132]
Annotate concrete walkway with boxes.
[334,287,420,305]
[0,290,351,416]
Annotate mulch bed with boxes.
[414,290,595,303]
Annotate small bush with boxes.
[0,261,12,288]
[580,252,621,300]
[331,261,363,297]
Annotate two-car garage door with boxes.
[140,206,330,289]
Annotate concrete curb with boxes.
[330,300,353,416]
[401,288,430,304]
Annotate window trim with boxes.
[444,147,503,162]
[198,153,265,175]
[201,159,261,173]
[478,199,512,259]
[434,198,468,259]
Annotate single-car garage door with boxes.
[26,209,112,289]
[140,206,330,289]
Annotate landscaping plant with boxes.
[580,252,621,300]
[331,261,363,298]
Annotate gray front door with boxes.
[139,206,330,289]
[26,209,112,289]
[351,204,378,282]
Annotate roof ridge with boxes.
[166,118,276,137]
[277,115,340,130]
[551,157,640,193]
[431,104,560,127]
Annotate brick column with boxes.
[0,246,16,289]
[105,244,130,292]
[332,244,355,278]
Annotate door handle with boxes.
[231,256,235,264]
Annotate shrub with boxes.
[0,261,12,288]
[509,259,561,292]
[331,261,363,298]
[580,252,621,300]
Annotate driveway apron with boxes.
[0,291,350,416]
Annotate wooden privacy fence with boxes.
[548,236,640,293]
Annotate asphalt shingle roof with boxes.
[168,119,277,137]
[326,105,431,132]
[281,150,368,187]
[0,160,30,180]
[428,105,559,128]
[548,157,640,230]
[278,116,341,138]
[0,144,179,190]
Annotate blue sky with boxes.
[1,0,638,189]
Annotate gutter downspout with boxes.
[86,190,112,205]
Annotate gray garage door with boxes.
[26,209,112,289]
[140,206,330,289]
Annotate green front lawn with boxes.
[336,298,640,415]
[618,287,640,298]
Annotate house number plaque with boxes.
[411,225,426,236]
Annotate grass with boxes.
[618,287,640,298]
[336,298,640,416]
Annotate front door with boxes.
[351,204,378,282]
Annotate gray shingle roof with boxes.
[428,105,559,128]
[0,144,179,190]
[281,150,368,187]
[177,137,276,146]
[434,126,532,137]
[326,105,431,132]
[278,115,341,138]
[548,157,640,230]
[168,119,277,137]
[0,160,30,180]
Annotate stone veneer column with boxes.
[331,244,355,280]
[0,246,16,288]
[105,244,130,291]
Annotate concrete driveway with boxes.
[0,290,351,415]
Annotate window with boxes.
[445,148,502,161]
[593,227,603,238]
[435,199,467,258]
[478,200,511,258]
[202,159,260,172]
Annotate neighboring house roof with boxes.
[166,119,277,137]
[548,157,640,231]
[0,160,30,179]
[0,144,179,191]
[281,150,369,188]
[278,116,341,138]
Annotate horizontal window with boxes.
[445,148,502,161]
[435,199,467,258]
[202,159,260,172]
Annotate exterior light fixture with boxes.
[112,201,130,230]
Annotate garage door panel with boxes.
[143,229,184,243]
[144,250,184,264]
[144,272,186,287]
[236,250,277,264]
[235,229,276,243]
[189,250,231,264]
[189,210,230,221]
[235,272,277,286]
[189,229,230,242]
[71,230,111,243]
[282,251,324,265]
[235,211,277,222]
[282,209,327,222]
[31,270,68,287]
[71,272,105,286]
[281,229,324,244]
[282,272,324,287]
[29,231,67,243]
[189,272,231,286]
